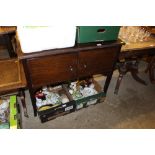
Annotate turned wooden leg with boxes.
[19,89,29,117]
[114,73,124,94]
[131,70,147,85]
[129,60,147,85]
[146,56,155,84]
[114,62,128,95]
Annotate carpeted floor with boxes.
[20,62,155,129]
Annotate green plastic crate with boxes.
[76,26,120,43]
[75,91,106,110]
[66,79,106,110]
[0,123,9,129]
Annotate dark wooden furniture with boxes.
[0,59,25,92]
[114,37,155,94]
[0,27,28,117]
[0,59,28,117]
[17,40,123,116]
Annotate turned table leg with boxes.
[129,60,147,85]
[145,56,155,84]
[114,59,147,94]
[29,89,38,117]
[114,62,127,94]
[114,73,124,94]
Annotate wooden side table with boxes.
[114,37,155,94]
[0,26,28,117]
[0,59,28,117]
[0,58,28,117]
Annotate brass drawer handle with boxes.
[69,66,73,72]
[84,64,87,68]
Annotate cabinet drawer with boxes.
[27,53,77,88]
[78,46,120,77]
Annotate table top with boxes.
[119,36,155,59]
[16,38,124,60]
[121,36,155,52]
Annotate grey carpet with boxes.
[20,61,155,129]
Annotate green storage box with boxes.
[75,91,106,110]
[76,26,120,43]
[66,79,106,110]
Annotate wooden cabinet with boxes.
[18,40,123,116]
[25,47,120,88]
[27,53,78,88]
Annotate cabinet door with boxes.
[26,53,78,88]
[78,46,120,77]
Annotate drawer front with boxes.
[78,46,120,77]
[27,53,77,88]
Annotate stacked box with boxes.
[36,86,76,123]
[76,26,120,43]
[37,80,106,123]
[66,79,106,110]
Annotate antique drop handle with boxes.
[84,64,87,69]
[69,65,73,72]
